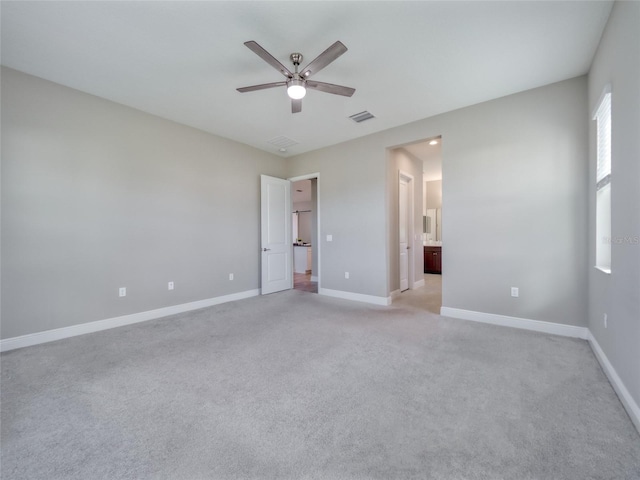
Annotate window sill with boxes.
[595,266,611,275]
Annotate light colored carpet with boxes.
[2,286,639,480]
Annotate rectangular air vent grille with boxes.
[267,135,299,149]
[349,111,375,123]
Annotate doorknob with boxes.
[262,248,271,252]
[407,246,411,250]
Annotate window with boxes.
[594,87,611,273]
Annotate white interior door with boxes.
[398,173,413,292]
[398,177,409,291]
[261,175,292,295]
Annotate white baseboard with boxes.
[0,289,260,352]
[587,332,640,434]
[413,279,425,288]
[440,307,589,339]
[319,288,391,306]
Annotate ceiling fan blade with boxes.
[300,41,348,78]
[306,81,355,97]
[292,98,302,114]
[237,81,287,93]
[244,41,292,78]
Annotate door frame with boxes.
[288,172,321,289]
[399,170,415,291]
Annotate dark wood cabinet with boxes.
[424,246,442,274]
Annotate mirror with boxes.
[425,208,441,242]
[424,178,442,244]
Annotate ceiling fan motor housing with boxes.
[290,53,303,67]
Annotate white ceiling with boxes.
[1,1,612,157]
[403,140,443,182]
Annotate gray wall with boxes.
[438,78,588,326]
[290,76,588,326]
[587,1,640,408]
[287,142,389,298]
[426,180,442,209]
[2,67,590,340]
[1,67,286,339]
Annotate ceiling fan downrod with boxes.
[287,53,306,99]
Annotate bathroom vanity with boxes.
[424,246,442,274]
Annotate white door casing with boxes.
[261,175,292,294]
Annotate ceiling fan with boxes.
[237,40,355,113]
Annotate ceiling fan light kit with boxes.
[237,41,355,113]
[287,79,306,100]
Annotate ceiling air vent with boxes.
[267,135,299,149]
[349,111,375,123]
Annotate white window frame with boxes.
[593,85,611,274]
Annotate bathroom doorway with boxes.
[392,136,442,313]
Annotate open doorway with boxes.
[290,175,319,293]
[390,136,442,313]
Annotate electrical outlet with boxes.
[119,287,126,297]
[604,313,608,328]
[345,272,350,279]
[326,235,333,242]
[168,281,174,290]
[511,287,519,297]
[229,273,234,281]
